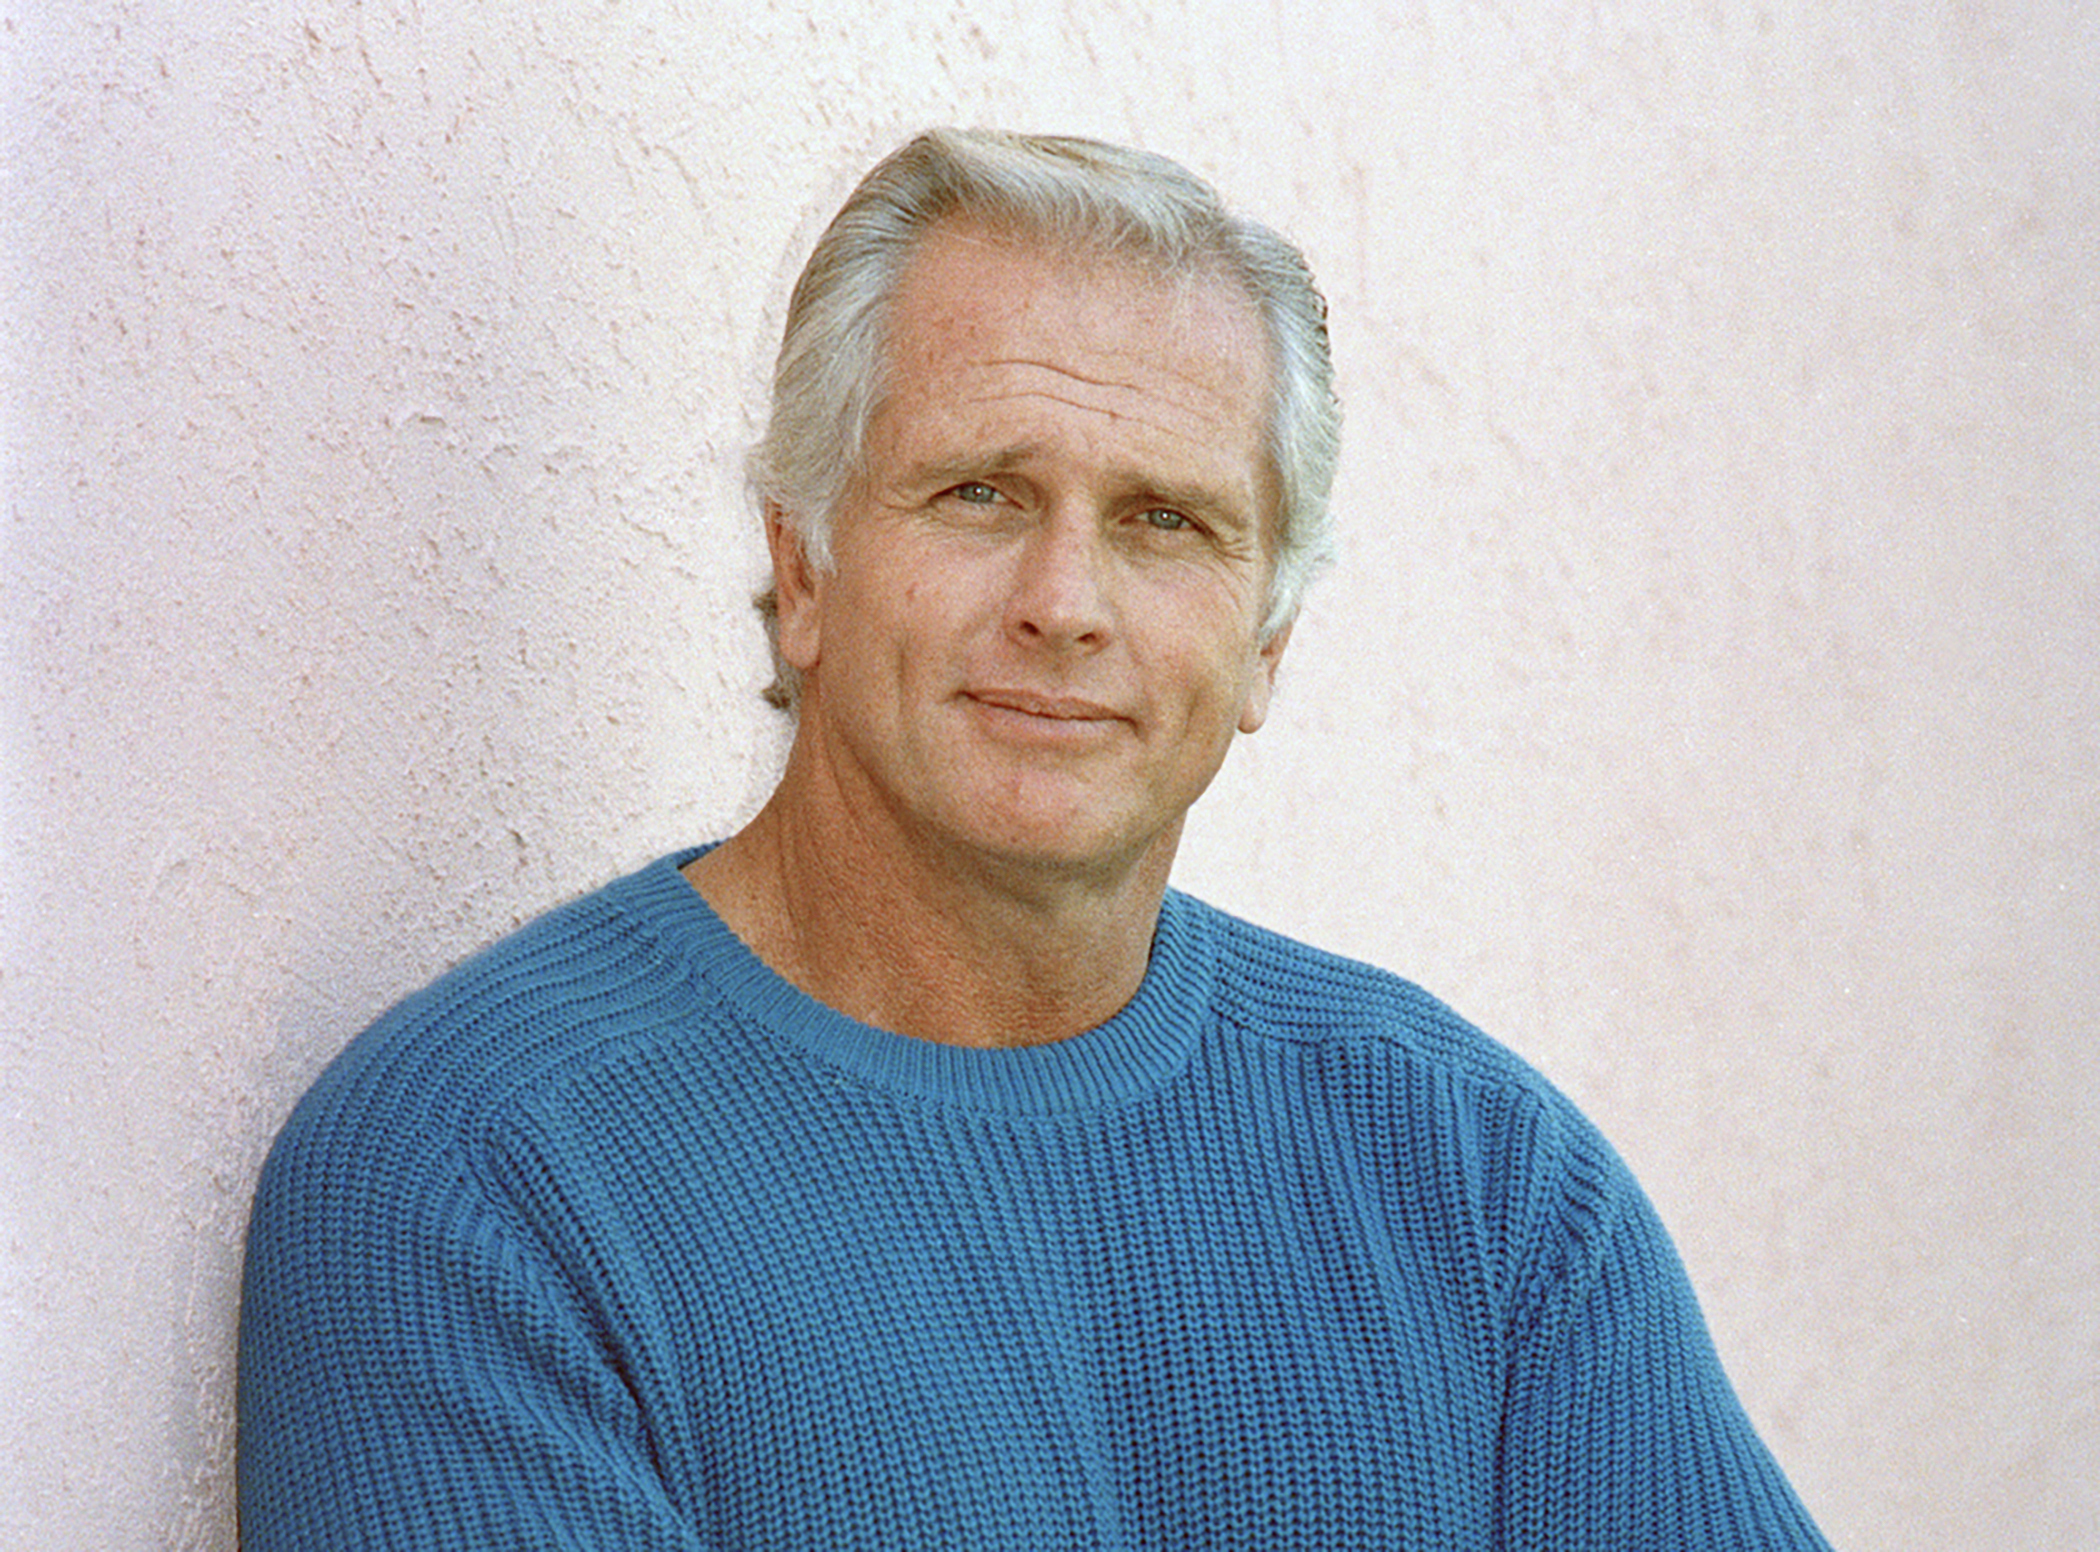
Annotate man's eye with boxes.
[950,482,1000,504]
[1140,508,1192,531]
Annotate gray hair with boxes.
[751,127,1340,708]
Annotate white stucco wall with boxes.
[4,4,2094,1547]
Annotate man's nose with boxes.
[1003,510,1113,650]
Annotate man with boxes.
[239,129,1831,1549]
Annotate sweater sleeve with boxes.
[236,1086,716,1550]
[1496,1133,1832,1551]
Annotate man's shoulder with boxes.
[265,851,709,1175]
[1176,892,1648,1284]
[1176,890,1573,1114]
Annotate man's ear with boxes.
[1237,620,1293,736]
[766,505,823,672]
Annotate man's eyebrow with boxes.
[901,445,1042,488]
[901,448,1256,521]
[1130,473,1257,525]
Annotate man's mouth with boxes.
[966,688,1125,723]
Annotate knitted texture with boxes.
[238,850,1831,1550]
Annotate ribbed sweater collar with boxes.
[620,848,1213,1116]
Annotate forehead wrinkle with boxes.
[975,354,1151,396]
[967,385,1212,439]
[960,363,1252,436]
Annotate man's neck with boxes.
[682,772,1174,1050]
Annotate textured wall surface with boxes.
[4,3,2094,1547]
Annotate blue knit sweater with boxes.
[238,850,1830,1549]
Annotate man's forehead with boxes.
[857,224,1277,524]
[891,218,1262,342]
[882,228,1267,415]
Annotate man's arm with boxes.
[1497,1152,1832,1550]
[236,1095,714,1550]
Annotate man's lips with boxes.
[964,688,1127,723]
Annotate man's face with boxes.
[772,222,1289,888]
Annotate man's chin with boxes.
[932,804,1179,894]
